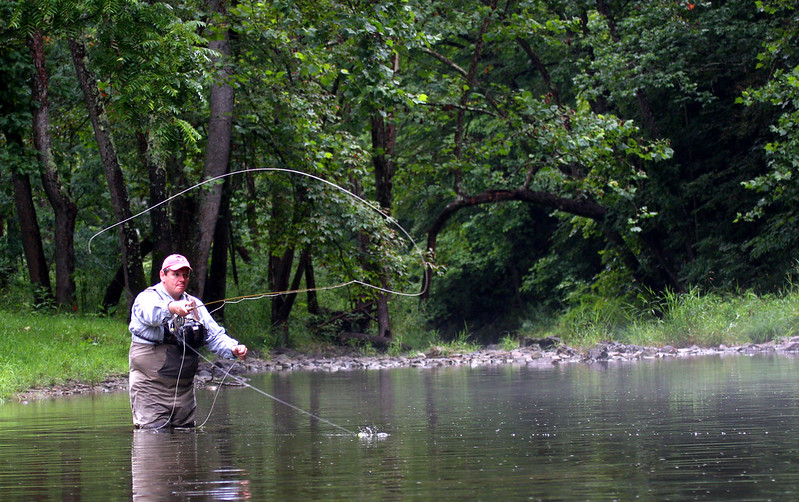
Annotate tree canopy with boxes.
[1,0,797,344]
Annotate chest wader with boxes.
[129,317,206,429]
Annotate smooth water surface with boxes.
[2,354,799,500]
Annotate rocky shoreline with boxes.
[15,336,799,402]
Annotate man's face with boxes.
[160,267,190,299]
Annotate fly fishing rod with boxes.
[88,167,431,302]
[88,167,424,261]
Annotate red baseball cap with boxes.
[161,254,192,271]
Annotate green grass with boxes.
[0,311,130,402]
[499,334,520,351]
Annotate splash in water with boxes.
[357,426,390,439]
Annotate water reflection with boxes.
[3,354,799,500]
[131,429,251,500]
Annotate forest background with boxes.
[2,0,799,355]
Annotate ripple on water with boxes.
[2,355,799,500]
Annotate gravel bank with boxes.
[15,336,799,403]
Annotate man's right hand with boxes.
[169,300,195,317]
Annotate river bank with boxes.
[14,335,799,403]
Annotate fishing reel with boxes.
[163,314,206,349]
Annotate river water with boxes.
[1,354,799,500]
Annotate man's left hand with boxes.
[232,344,248,360]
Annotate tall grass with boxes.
[548,287,799,349]
[626,288,799,347]
[542,293,631,347]
[221,293,275,351]
[387,298,441,352]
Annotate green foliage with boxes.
[4,0,799,348]
[426,203,555,340]
[738,65,799,220]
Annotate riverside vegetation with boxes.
[4,286,799,403]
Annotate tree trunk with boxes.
[69,35,145,312]
[274,249,309,324]
[268,179,303,343]
[135,129,171,284]
[0,47,51,303]
[169,155,196,257]
[350,176,376,334]
[193,0,235,298]
[204,176,233,321]
[269,247,295,321]
[269,246,294,347]
[11,169,52,303]
[102,239,153,314]
[28,30,77,310]
[370,109,397,339]
[304,249,319,315]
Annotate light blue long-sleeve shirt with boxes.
[128,282,238,359]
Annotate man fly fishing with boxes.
[128,254,247,428]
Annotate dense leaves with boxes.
[1,0,798,343]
